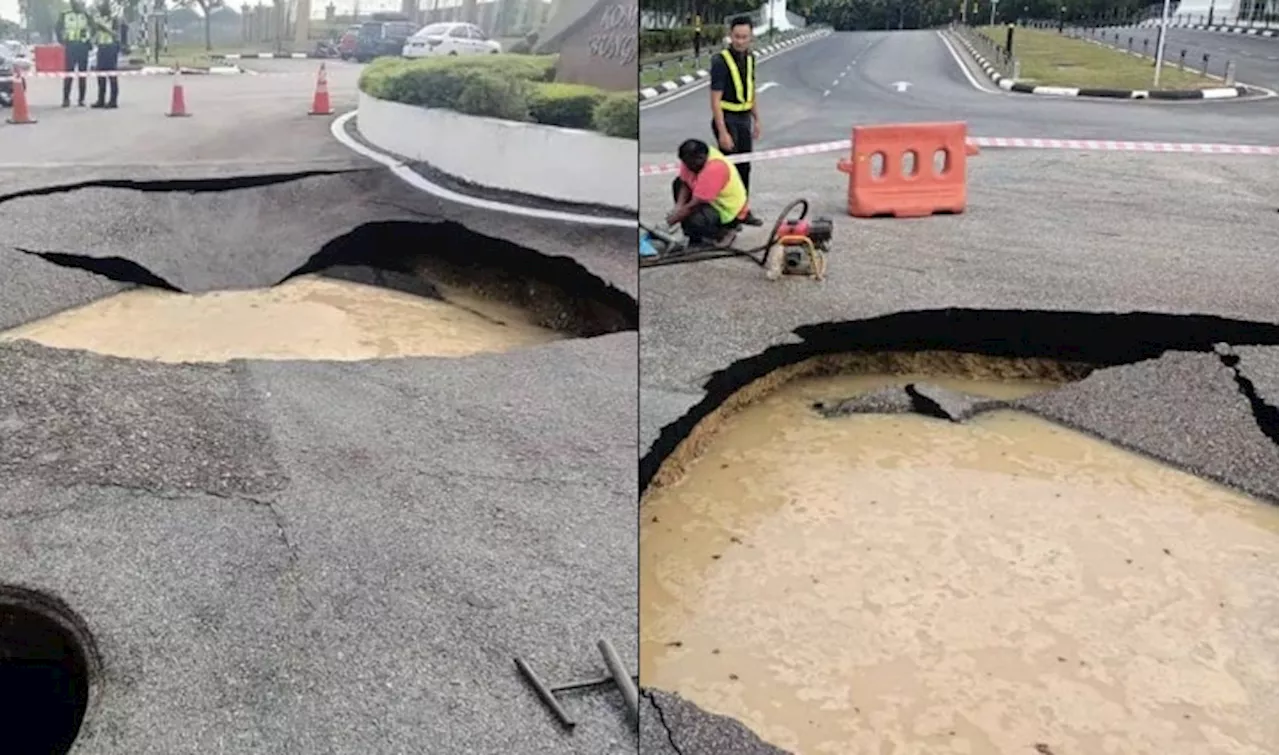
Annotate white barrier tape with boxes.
[639,136,1280,176]
[640,139,852,176]
[9,66,245,79]
[972,137,1278,154]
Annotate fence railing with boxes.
[639,26,813,82]
[1021,14,1277,30]
[1061,24,1239,82]
[953,23,1020,79]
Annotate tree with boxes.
[177,0,226,49]
[19,0,68,42]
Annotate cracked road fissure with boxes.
[644,690,686,755]
[1,479,317,616]
[1216,344,1279,442]
[0,169,374,208]
[13,247,183,292]
[641,309,1280,492]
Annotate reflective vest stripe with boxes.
[96,23,116,45]
[64,13,91,42]
[719,49,754,112]
[706,146,748,224]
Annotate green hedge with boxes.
[641,24,727,56]
[359,54,635,139]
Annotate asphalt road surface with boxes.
[1,58,639,755]
[639,30,1279,154]
[0,59,366,168]
[639,30,1278,754]
[1092,24,1280,91]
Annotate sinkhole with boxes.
[0,587,98,755]
[1,222,637,363]
[640,351,1278,755]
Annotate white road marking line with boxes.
[329,111,634,229]
[639,30,830,110]
[936,29,1002,94]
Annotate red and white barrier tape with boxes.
[15,69,194,79]
[973,137,1279,154]
[639,136,1279,176]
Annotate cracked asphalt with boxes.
[1,59,638,754]
[639,30,1278,753]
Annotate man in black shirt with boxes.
[709,15,763,226]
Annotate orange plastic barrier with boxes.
[836,122,976,219]
[33,44,65,73]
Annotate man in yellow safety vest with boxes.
[665,138,751,248]
[56,0,93,107]
[90,0,126,109]
[709,14,763,226]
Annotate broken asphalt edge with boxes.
[638,308,1278,753]
[640,309,1278,494]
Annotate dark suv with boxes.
[0,50,17,108]
[354,20,417,62]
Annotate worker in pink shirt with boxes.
[664,139,751,248]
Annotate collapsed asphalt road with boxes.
[637,147,1278,752]
[640,318,1279,755]
[0,167,639,754]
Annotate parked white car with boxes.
[1,41,33,75]
[402,23,502,58]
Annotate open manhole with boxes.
[0,587,98,755]
[0,221,636,363]
[640,352,1278,755]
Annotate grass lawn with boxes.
[978,26,1219,90]
[127,46,254,68]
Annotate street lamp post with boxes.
[1153,0,1171,88]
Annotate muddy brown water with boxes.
[641,373,1279,755]
[0,276,563,362]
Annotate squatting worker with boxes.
[56,0,93,107]
[91,0,126,109]
[665,138,750,248]
[709,14,762,226]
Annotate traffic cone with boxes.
[309,63,332,116]
[166,68,191,117]
[5,72,36,125]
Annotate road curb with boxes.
[211,52,326,60]
[1135,20,1278,37]
[952,31,1249,100]
[638,28,831,101]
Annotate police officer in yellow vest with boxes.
[90,0,125,109]
[56,0,93,107]
[666,138,751,248]
[709,14,763,226]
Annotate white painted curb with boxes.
[639,28,832,101]
[331,112,636,228]
[357,91,637,212]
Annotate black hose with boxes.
[640,198,812,270]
